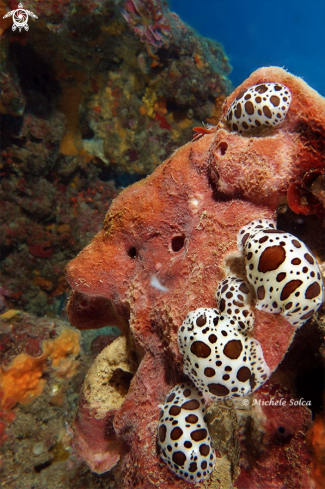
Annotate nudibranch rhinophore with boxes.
[157,383,216,483]
[226,83,292,133]
[238,219,323,327]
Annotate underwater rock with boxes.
[308,413,325,489]
[66,67,325,487]
[0,0,232,316]
[0,310,81,407]
[73,336,136,473]
[210,67,325,212]
[234,382,314,489]
[0,309,81,451]
[0,310,123,488]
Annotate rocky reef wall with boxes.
[0,0,232,316]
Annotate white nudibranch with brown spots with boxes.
[157,383,216,483]
[160,217,323,482]
[226,83,291,133]
[178,308,270,401]
[238,219,323,327]
[237,219,276,252]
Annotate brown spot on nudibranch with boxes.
[159,424,167,442]
[263,105,272,118]
[196,314,207,326]
[245,100,254,115]
[234,103,242,118]
[181,399,200,410]
[304,253,315,265]
[270,95,280,106]
[167,392,175,402]
[280,280,303,300]
[208,334,217,343]
[186,414,199,424]
[258,245,286,272]
[223,340,243,359]
[171,427,183,440]
[190,341,211,358]
[242,232,250,247]
[208,383,230,397]
[259,236,268,244]
[188,461,198,472]
[292,239,301,248]
[305,282,321,299]
[255,84,268,93]
[172,451,186,466]
[169,405,181,416]
[276,272,286,282]
[237,366,251,382]
[300,310,314,320]
[199,444,210,456]
[204,367,216,378]
[190,429,208,442]
[257,285,265,300]
[235,90,246,100]
[239,282,249,294]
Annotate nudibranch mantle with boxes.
[238,219,323,327]
[157,383,216,483]
[226,82,291,133]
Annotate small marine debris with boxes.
[150,275,169,292]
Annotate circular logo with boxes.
[12,9,29,31]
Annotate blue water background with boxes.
[171,0,325,96]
